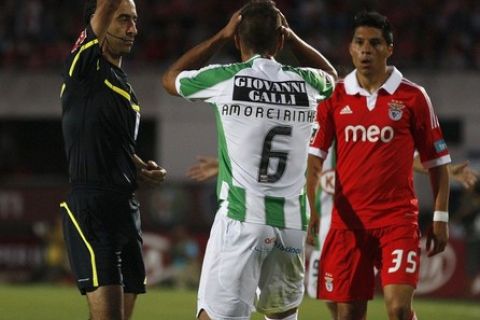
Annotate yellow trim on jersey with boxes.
[60,202,99,287]
[104,79,141,112]
[104,79,131,100]
[131,104,140,112]
[60,83,66,98]
[68,39,99,77]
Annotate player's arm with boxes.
[413,155,478,189]
[279,12,337,80]
[412,155,427,174]
[306,154,324,245]
[425,164,450,257]
[162,11,242,95]
[186,156,219,182]
[90,0,123,44]
[132,154,167,186]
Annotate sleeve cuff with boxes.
[308,147,328,159]
[422,154,451,169]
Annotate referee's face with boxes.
[107,0,138,56]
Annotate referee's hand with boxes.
[133,154,167,186]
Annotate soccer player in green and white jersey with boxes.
[162,1,337,319]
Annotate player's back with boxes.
[176,56,334,229]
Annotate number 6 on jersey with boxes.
[258,125,292,183]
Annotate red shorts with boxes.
[317,224,420,302]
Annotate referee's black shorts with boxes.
[60,189,146,295]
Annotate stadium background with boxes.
[0,0,479,318]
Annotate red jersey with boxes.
[309,67,451,229]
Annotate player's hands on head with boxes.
[278,9,289,28]
[132,154,167,186]
[426,221,449,257]
[186,156,219,182]
[450,161,478,189]
[221,10,242,40]
[277,10,293,41]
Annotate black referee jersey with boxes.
[61,25,140,193]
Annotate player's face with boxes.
[107,0,138,56]
[349,26,393,77]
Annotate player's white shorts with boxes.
[197,213,306,320]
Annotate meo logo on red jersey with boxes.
[345,125,394,143]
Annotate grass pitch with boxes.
[0,284,478,319]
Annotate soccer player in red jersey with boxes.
[307,11,451,320]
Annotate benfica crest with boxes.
[388,100,405,121]
[324,274,334,292]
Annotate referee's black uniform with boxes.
[60,25,145,295]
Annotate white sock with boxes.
[265,311,298,320]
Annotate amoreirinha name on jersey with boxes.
[221,104,315,123]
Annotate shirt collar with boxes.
[248,54,261,61]
[344,66,403,96]
[249,54,275,60]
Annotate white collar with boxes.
[344,66,403,96]
[249,54,276,62]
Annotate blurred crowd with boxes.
[0,0,479,70]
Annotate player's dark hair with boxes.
[83,0,97,26]
[237,0,282,54]
[353,11,393,46]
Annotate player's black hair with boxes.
[353,11,393,46]
[237,0,282,54]
[83,0,97,26]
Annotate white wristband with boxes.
[433,211,449,222]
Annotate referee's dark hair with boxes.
[353,11,394,46]
[83,0,97,26]
[237,0,282,55]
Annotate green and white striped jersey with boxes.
[176,55,335,230]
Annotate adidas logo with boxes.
[340,105,353,115]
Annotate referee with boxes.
[60,1,166,319]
